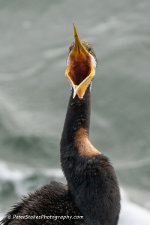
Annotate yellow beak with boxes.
[65,24,95,98]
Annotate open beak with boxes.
[65,24,95,98]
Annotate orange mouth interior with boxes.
[65,24,95,98]
[67,54,91,86]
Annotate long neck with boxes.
[61,85,91,145]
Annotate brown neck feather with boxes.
[74,127,101,157]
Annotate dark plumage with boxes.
[1,182,84,225]
[1,25,120,225]
[60,87,120,225]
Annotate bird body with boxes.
[61,87,120,225]
[1,24,120,225]
[1,182,84,225]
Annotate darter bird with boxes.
[1,24,120,225]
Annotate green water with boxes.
[0,0,150,217]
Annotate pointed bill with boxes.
[65,24,95,98]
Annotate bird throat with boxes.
[61,86,91,145]
[60,86,101,157]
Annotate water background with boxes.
[0,0,150,223]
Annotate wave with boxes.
[119,190,150,225]
[0,161,64,183]
[0,161,150,225]
[116,157,150,170]
[90,17,122,34]
[0,160,64,197]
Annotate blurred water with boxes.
[0,0,150,223]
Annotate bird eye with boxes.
[69,46,72,52]
[88,48,91,52]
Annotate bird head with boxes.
[65,24,97,99]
